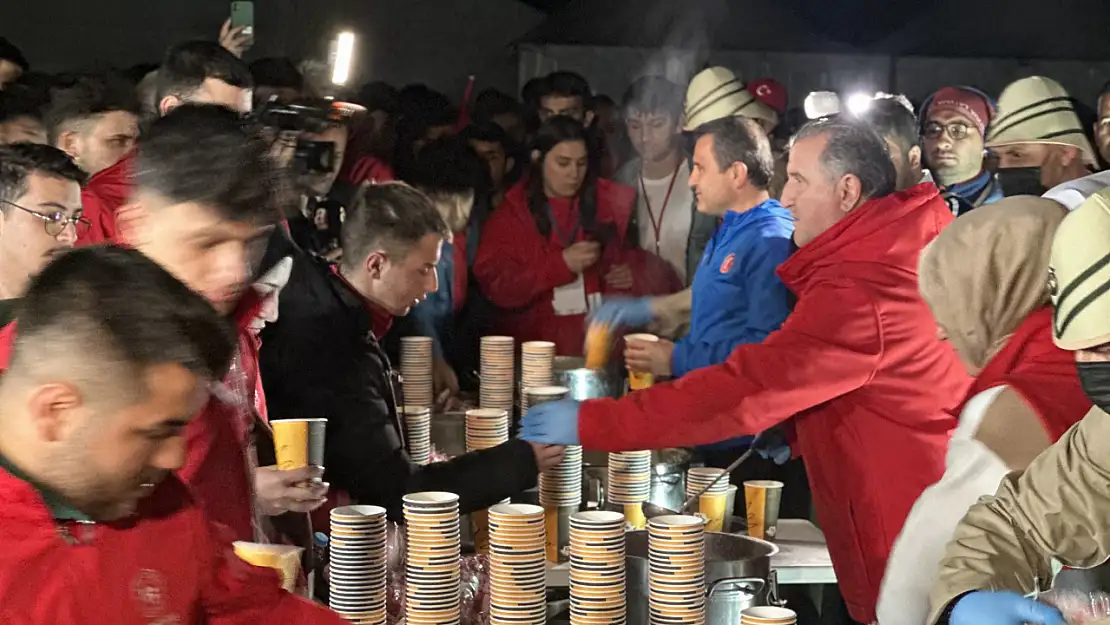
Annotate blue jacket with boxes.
[938,168,1003,216]
[409,218,482,360]
[671,199,795,378]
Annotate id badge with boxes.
[552,274,588,316]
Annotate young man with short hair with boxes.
[260,182,563,520]
[460,121,516,208]
[0,85,48,144]
[614,75,716,286]
[78,40,255,245]
[45,74,141,177]
[0,245,346,624]
[854,93,930,191]
[0,143,86,328]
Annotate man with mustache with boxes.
[922,86,1002,216]
[0,246,347,624]
[0,143,86,331]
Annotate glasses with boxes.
[923,121,976,141]
[1,200,89,238]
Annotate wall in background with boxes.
[0,0,543,95]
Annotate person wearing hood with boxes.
[854,93,932,191]
[74,40,254,246]
[989,76,1099,201]
[926,189,1110,625]
[876,197,1090,625]
[522,118,971,624]
[922,86,1003,216]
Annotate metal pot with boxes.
[625,530,780,625]
[558,367,622,401]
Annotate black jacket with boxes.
[258,241,539,520]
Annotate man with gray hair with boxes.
[521,117,971,624]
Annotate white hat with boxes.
[683,67,777,131]
[1050,189,1110,349]
[987,76,1098,168]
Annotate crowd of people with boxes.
[2,16,1110,625]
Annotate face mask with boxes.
[997,166,1047,197]
[1077,361,1110,412]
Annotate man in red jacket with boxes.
[0,104,324,543]
[0,245,344,624]
[522,118,972,624]
[78,41,254,246]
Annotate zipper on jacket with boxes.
[57,520,96,545]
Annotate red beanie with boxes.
[927,87,995,136]
[747,78,787,114]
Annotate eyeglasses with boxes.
[1,200,89,238]
[923,121,976,141]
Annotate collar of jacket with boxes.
[327,264,393,339]
[0,454,89,522]
[943,168,994,203]
[720,198,788,229]
[777,182,948,292]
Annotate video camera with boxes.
[255,98,364,174]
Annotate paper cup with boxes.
[740,606,797,624]
[743,480,784,540]
[272,418,327,470]
[625,333,659,390]
[233,542,303,592]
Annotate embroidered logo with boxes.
[720,253,735,274]
[756,84,772,98]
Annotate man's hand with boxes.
[529,443,567,473]
[563,242,601,274]
[950,591,1065,625]
[219,19,254,58]
[255,465,329,516]
[625,337,674,377]
[520,399,581,446]
[433,354,461,411]
[604,264,634,291]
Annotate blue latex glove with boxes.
[520,399,581,445]
[588,297,654,329]
[751,429,791,465]
[950,591,1065,625]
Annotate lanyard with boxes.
[639,165,682,253]
[547,202,582,248]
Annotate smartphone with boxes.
[230,1,254,37]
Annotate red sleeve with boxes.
[579,283,882,451]
[75,187,118,245]
[0,321,16,371]
[473,195,576,309]
[199,515,347,625]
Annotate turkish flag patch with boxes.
[720,253,735,274]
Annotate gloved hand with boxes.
[950,591,1065,625]
[520,399,581,446]
[588,297,654,329]
[752,429,791,465]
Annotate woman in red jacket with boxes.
[474,116,677,355]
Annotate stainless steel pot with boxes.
[558,367,622,401]
[625,530,780,625]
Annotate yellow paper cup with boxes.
[625,333,659,390]
[272,418,326,470]
[623,502,647,530]
[233,542,303,592]
[699,493,728,533]
[744,480,784,540]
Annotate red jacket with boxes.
[0,295,266,543]
[0,468,343,625]
[77,152,134,246]
[339,154,396,186]
[966,307,1090,440]
[473,179,637,356]
[578,183,972,623]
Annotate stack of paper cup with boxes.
[329,505,389,624]
[465,408,510,451]
[480,336,515,412]
[522,385,569,417]
[402,406,432,465]
[403,492,462,624]
[521,341,556,389]
[400,336,435,408]
[607,451,652,528]
[647,515,707,624]
[539,445,583,508]
[569,511,628,624]
[488,503,548,625]
[686,467,731,532]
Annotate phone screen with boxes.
[230,1,254,36]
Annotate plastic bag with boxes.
[1036,589,1110,624]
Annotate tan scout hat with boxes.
[1050,189,1110,350]
[987,76,1098,167]
[684,66,777,131]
